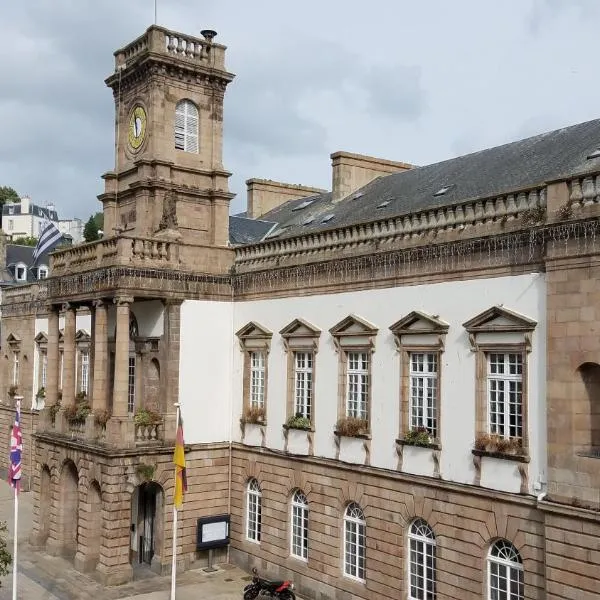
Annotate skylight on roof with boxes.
[433,186,451,197]
[292,199,314,211]
[302,216,315,226]
[352,192,364,200]
[587,148,600,159]
[321,214,335,223]
[264,226,289,239]
[377,200,391,209]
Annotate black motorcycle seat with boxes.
[263,579,286,588]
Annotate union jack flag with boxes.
[8,399,22,492]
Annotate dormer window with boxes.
[175,99,199,153]
[38,265,48,279]
[15,263,27,282]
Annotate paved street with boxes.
[0,481,256,600]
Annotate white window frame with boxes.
[80,350,90,394]
[346,352,369,420]
[59,350,64,389]
[409,352,438,437]
[15,263,26,281]
[246,479,262,543]
[487,352,523,440]
[293,352,313,419]
[290,490,308,560]
[250,351,266,409]
[38,265,48,279]
[487,540,524,600]
[127,355,136,414]
[408,519,436,600]
[12,352,20,385]
[174,99,199,153]
[343,502,366,582]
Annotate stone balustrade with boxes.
[568,174,600,209]
[234,184,549,267]
[114,26,226,72]
[135,422,163,445]
[50,236,178,277]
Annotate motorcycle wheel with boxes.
[243,589,259,600]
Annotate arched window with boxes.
[343,502,366,581]
[246,479,262,543]
[408,519,436,600]
[174,99,199,153]
[578,362,600,449]
[290,490,308,560]
[488,540,523,600]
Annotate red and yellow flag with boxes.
[173,409,187,509]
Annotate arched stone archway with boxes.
[39,466,52,543]
[130,481,165,572]
[577,362,600,450]
[75,480,103,573]
[57,460,79,558]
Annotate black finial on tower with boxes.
[200,29,217,42]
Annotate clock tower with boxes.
[99,26,235,265]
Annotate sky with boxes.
[0,0,599,219]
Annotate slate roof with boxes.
[229,215,276,245]
[256,117,600,240]
[1,244,54,286]
[2,202,58,221]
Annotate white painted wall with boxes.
[180,273,547,496]
[179,300,234,445]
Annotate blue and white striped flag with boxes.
[32,220,62,264]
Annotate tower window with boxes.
[175,99,199,153]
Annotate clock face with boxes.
[128,105,147,150]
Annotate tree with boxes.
[92,211,104,232]
[12,236,38,247]
[0,520,11,585]
[0,186,19,207]
[83,216,100,242]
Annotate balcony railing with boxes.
[50,235,179,277]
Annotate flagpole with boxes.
[12,485,17,600]
[170,403,180,600]
[154,0,157,24]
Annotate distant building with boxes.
[1,197,84,244]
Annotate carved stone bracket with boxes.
[395,440,404,471]
[432,449,441,478]
[307,431,314,456]
[240,420,246,443]
[363,440,371,467]
[473,454,482,486]
[259,425,266,448]
[334,434,341,461]
[283,427,289,453]
[518,463,529,495]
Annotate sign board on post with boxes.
[196,514,230,550]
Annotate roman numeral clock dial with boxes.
[127,104,147,151]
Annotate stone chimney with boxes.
[331,151,414,203]
[20,196,30,213]
[246,179,327,219]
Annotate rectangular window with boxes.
[409,352,438,437]
[293,352,313,420]
[346,352,369,420]
[41,352,47,388]
[344,516,366,581]
[80,351,89,394]
[488,352,523,440]
[250,351,265,408]
[8,219,13,230]
[60,351,64,388]
[128,356,136,414]
[290,492,308,560]
[246,483,262,543]
[13,353,19,385]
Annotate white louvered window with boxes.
[13,353,19,385]
[128,356,136,414]
[290,490,308,560]
[80,351,89,394]
[41,352,47,388]
[174,99,199,153]
[408,519,437,600]
[488,540,524,600]
[246,479,262,543]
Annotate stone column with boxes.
[162,299,182,442]
[91,300,109,411]
[113,296,132,417]
[46,306,60,407]
[62,303,77,405]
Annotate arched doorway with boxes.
[39,466,52,543]
[87,481,102,570]
[130,482,164,569]
[58,460,79,558]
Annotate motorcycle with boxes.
[243,567,296,599]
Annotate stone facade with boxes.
[2,21,600,600]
